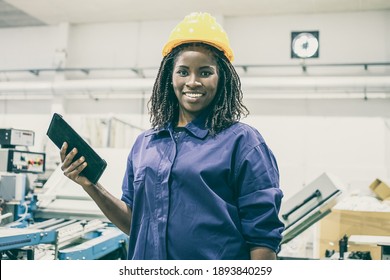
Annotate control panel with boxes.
[0,128,35,147]
[0,149,45,174]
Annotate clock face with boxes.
[291,31,319,59]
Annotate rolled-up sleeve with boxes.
[121,150,134,209]
[236,143,284,252]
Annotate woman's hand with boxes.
[60,142,93,188]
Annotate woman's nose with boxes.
[185,75,202,87]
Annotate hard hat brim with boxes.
[162,40,234,62]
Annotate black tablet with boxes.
[46,113,107,184]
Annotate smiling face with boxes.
[172,45,219,126]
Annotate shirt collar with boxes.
[145,114,209,140]
[185,113,209,139]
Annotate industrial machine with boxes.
[0,128,129,260]
[278,172,342,259]
[280,172,342,245]
[0,128,45,227]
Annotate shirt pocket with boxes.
[133,166,146,185]
[132,166,147,197]
[131,171,147,211]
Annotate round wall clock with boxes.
[291,31,319,59]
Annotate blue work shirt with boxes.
[121,117,284,259]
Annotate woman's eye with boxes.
[177,70,188,76]
[201,71,212,77]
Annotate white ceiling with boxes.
[1,0,390,27]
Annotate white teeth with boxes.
[185,93,203,98]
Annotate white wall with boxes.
[227,11,390,65]
[0,25,60,70]
[67,22,140,68]
[0,10,389,71]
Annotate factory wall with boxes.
[0,10,390,200]
[1,10,389,69]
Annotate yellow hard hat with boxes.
[162,12,234,62]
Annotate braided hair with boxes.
[148,42,249,135]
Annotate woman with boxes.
[60,12,284,260]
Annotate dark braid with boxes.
[148,42,249,135]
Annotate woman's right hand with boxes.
[60,142,93,188]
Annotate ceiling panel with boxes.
[0,0,45,28]
[1,0,390,28]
